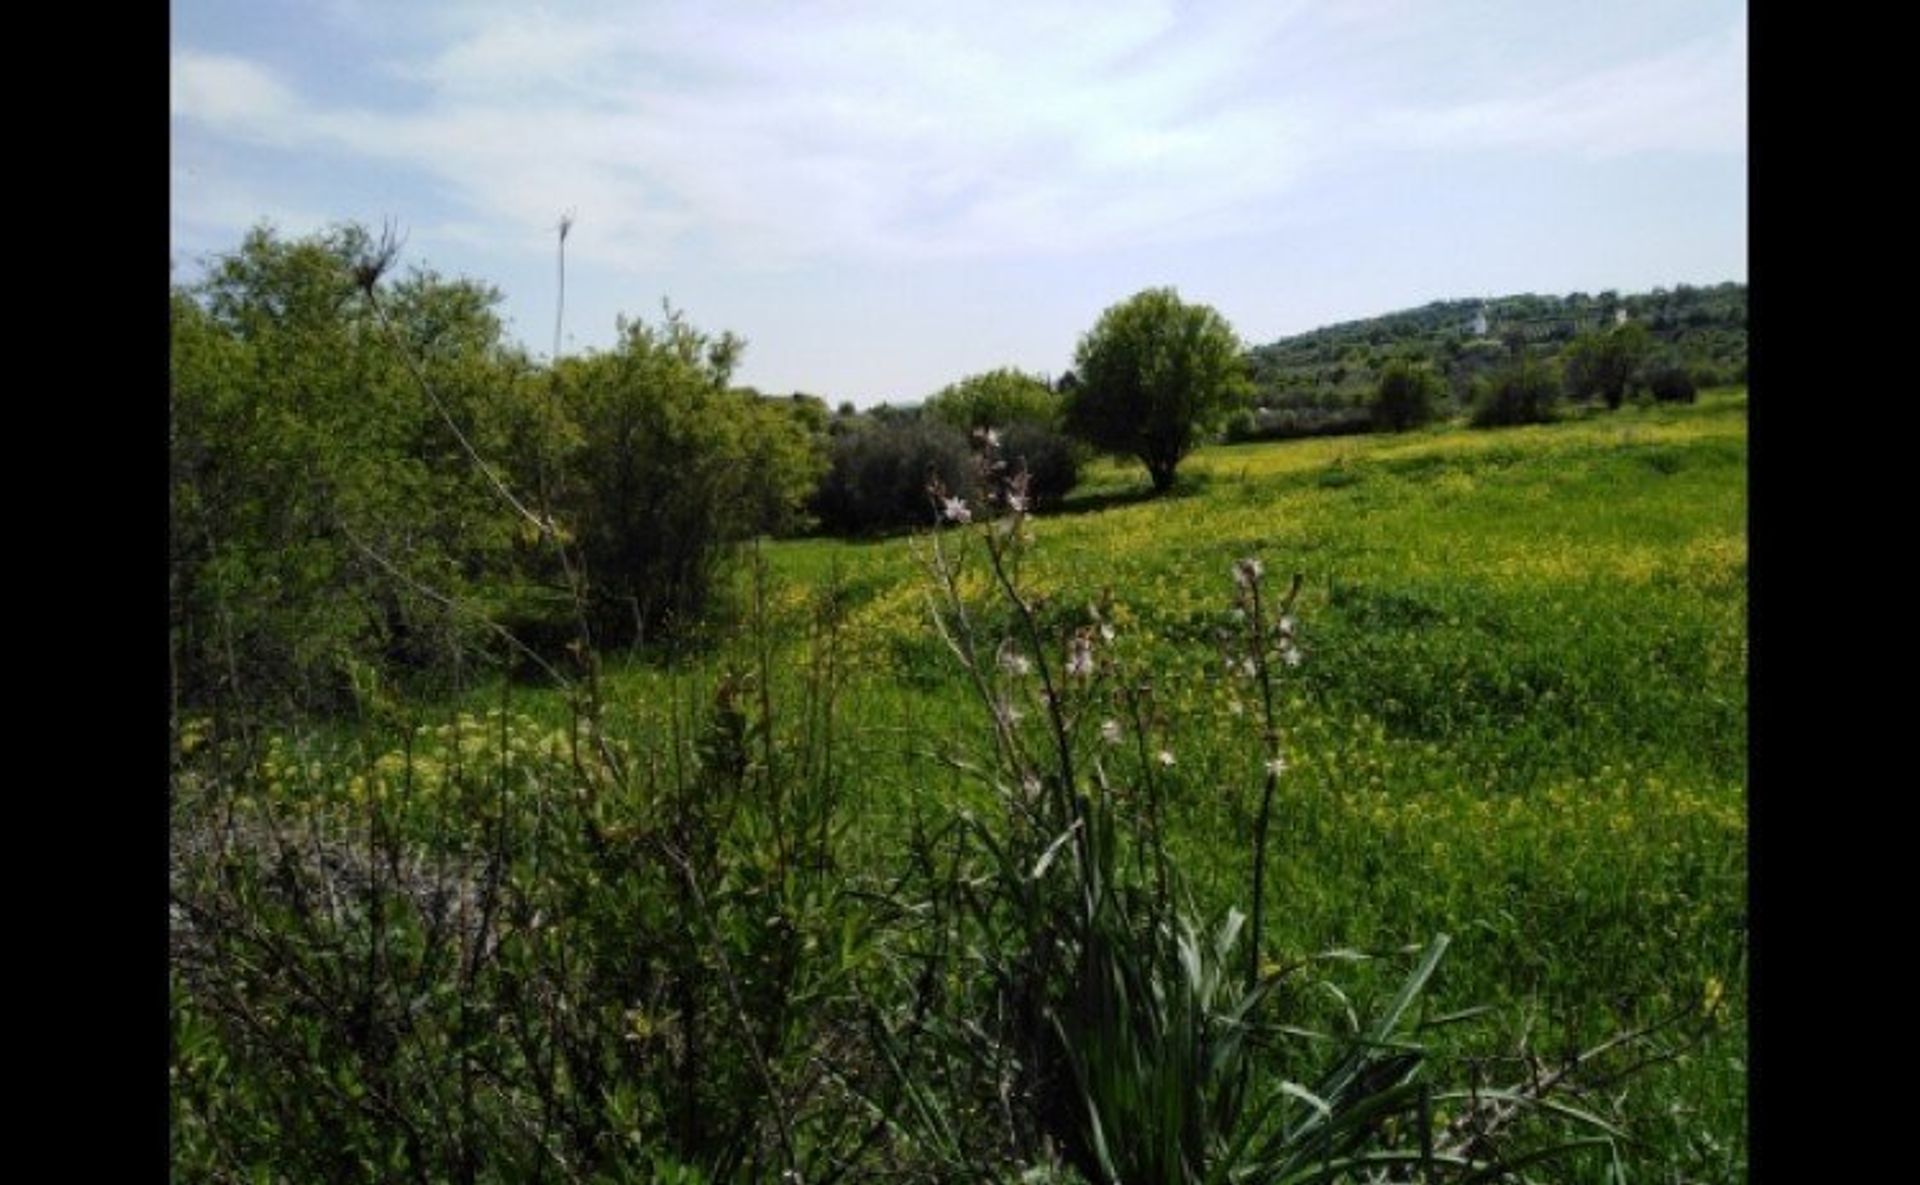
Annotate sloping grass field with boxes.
[188,391,1747,1181]
[758,390,1750,1178]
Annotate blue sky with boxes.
[171,1,1746,407]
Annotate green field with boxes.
[180,391,1747,1181]
[772,392,1749,1177]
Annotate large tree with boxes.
[1064,288,1249,493]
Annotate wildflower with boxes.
[1006,491,1029,515]
[1157,749,1176,768]
[1100,719,1123,745]
[1280,643,1304,668]
[984,427,1002,449]
[1277,614,1297,637]
[997,640,1032,676]
[1066,632,1095,679]
[1228,655,1256,679]
[1265,754,1288,777]
[941,495,972,524]
[1021,772,1042,800]
[1233,557,1264,590]
[1098,620,1115,643]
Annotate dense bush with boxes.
[1469,359,1562,428]
[172,599,879,1183]
[171,224,825,705]
[810,418,979,533]
[1645,362,1699,403]
[170,226,530,714]
[991,420,1081,508]
[1370,358,1446,432]
[557,312,826,645]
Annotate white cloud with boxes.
[172,3,1335,270]
[171,50,298,131]
[172,2,1745,281]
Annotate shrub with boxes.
[1646,363,1699,403]
[558,310,819,645]
[1371,358,1445,432]
[1470,359,1561,428]
[170,225,532,715]
[810,418,979,534]
[992,420,1081,508]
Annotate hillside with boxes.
[1245,282,1747,411]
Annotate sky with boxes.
[171,1,1746,407]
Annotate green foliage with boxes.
[1561,323,1653,409]
[1247,284,1746,418]
[1064,288,1250,493]
[924,366,1064,431]
[170,224,529,713]
[1469,360,1562,428]
[173,394,1747,1182]
[996,420,1082,508]
[558,310,823,644]
[1645,361,1699,404]
[1370,359,1446,432]
[1224,405,1376,444]
[810,417,979,533]
[170,221,1745,1181]
[171,572,878,1183]
[172,224,824,700]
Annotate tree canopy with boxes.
[923,367,1062,431]
[1063,288,1248,493]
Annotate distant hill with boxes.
[1244,282,1747,413]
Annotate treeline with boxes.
[170,227,1098,713]
[171,224,1740,712]
[1234,282,1746,438]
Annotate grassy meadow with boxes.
[176,390,1746,1182]
[774,390,1750,1177]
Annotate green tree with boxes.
[170,224,529,713]
[1469,358,1561,428]
[1063,288,1249,493]
[922,366,1062,431]
[1561,323,1652,409]
[558,309,785,642]
[1370,358,1445,432]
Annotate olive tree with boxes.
[1063,288,1249,493]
